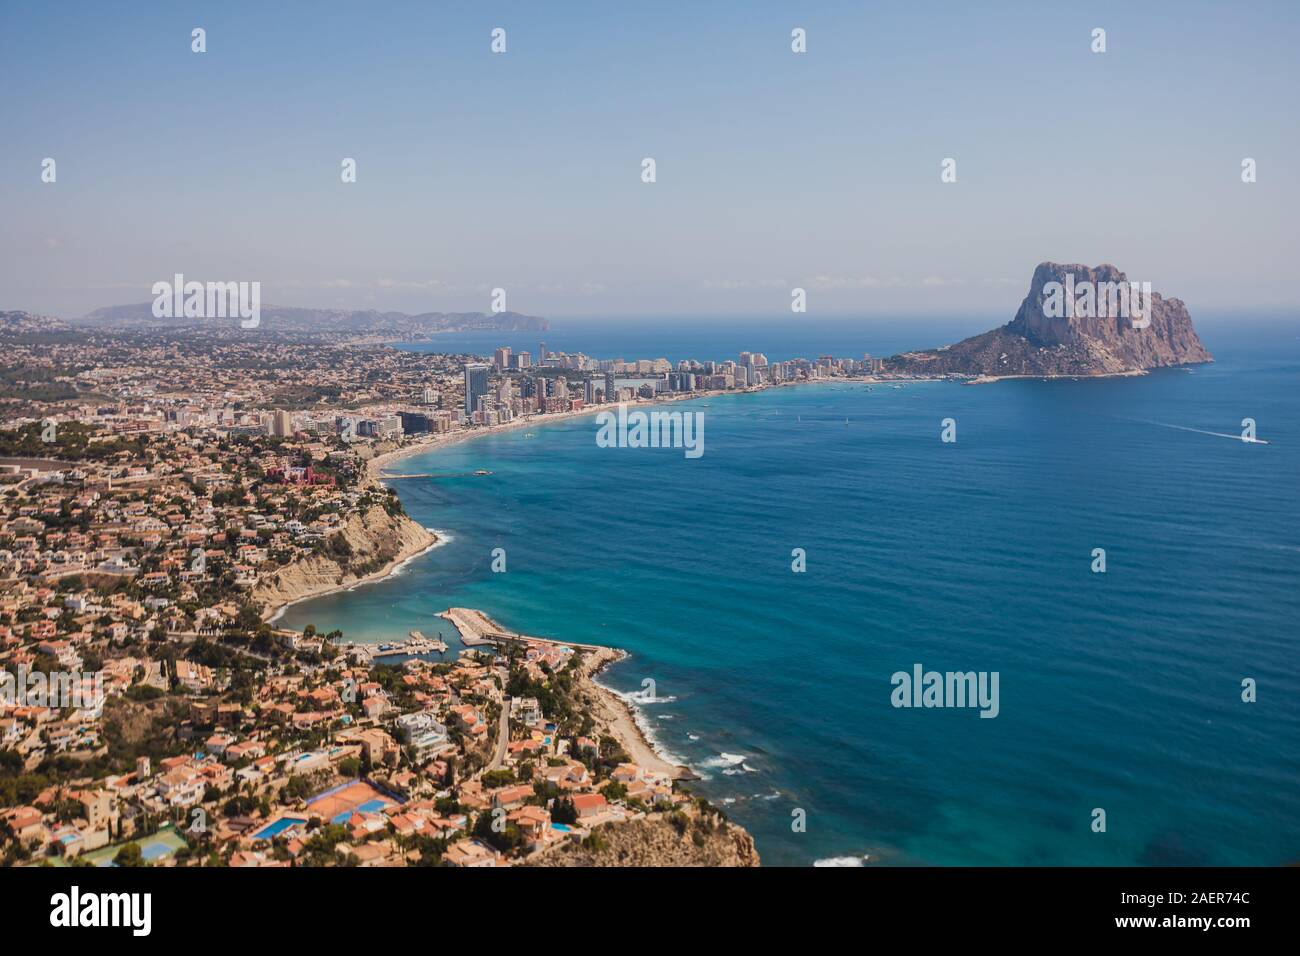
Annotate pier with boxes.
[336,608,614,661]
[437,608,504,647]
[436,607,610,652]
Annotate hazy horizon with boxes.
[3,1,1297,320]
[39,303,1300,329]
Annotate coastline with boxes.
[261,528,444,624]
[364,388,737,479]
[580,648,693,781]
[267,376,924,779]
[268,380,881,777]
[256,365,1142,629]
[435,607,690,780]
[362,374,940,479]
[962,369,1149,385]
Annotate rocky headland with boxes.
[253,503,436,620]
[886,262,1213,378]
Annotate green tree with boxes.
[114,842,145,867]
[551,797,578,825]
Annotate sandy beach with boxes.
[261,527,443,623]
[363,373,924,479]
[364,389,725,479]
[582,651,692,781]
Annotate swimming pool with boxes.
[253,817,306,839]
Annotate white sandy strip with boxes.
[591,675,691,771]
[265,528,449,624]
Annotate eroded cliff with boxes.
[253,504,435,616]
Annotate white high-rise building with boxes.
[464,363,490,417]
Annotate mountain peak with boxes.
[887,262,1212,378]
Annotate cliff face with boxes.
[252,505,434,614]
[528,813,761,868]
[887,262,1212,377]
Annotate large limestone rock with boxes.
[887,262,1212,377]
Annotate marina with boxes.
[334,629,448,661]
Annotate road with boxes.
[486,699,510,772]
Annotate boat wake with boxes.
[1124,418,1270,444]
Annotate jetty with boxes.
[437,608,505,647]
[436,607,609,652]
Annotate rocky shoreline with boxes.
[565,643,695,782]
[527,811,760,867]
[255,504,438,623]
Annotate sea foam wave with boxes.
[592,676,690,767]
[813,855,870,867]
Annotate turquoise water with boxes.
[254,817,306,840]
[281,320,1300,866]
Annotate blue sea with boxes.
[280,316,1300,866]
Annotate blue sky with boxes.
[2,1,1297,319]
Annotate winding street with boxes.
[486,698,510,772]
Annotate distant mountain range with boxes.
[72,303,548,337]
[6,266,1211,377]
[886,262,1212,377]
